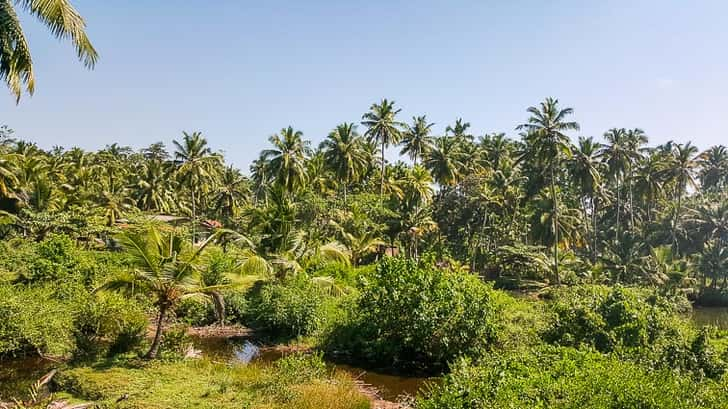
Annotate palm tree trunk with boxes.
[380,141,385,198]
[592,196,599,263]
[615,178,621,245]
[191,189,196,244]
[550,161,560,286]
[211,291,226,326]
[145,304,168,359]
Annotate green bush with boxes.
[0,284,76,357]
[327,258,500,371]
[247,276,327,338]
[76,292,148,356]
[543,285,683,352]
[175,298,215,326]
[417,346,728,409]
[223,290,249,324]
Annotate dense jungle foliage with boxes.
[2,96,728,407]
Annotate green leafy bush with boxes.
[0,284,76,357]
[327,258,500,371]
[543,285,683,352]
[247,277,327,338]
[175,298,215,326]
[417,346,728,409]
[223,290,249,324]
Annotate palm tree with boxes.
[445,118,472,141]
[1,0,98,101]
[699,145,728,192]
[666,142,700,253]
[361,99,405,198]
[212,166,249,223]
[516,97,579,285]
[569,136,603,260]
[135,160,175,213]
[261,126,310,194]
[424,136,465,186]
[99,227,220,359]
[599,128,641,245]
[400,116,435,166]
[173,131,221,243]
[0,152,20,198]
[320,123,368,204]
[634,151,667,222]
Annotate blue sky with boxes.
[2,1,727,169]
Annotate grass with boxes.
[52,357,370,409]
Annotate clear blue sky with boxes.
[2,1,727,170]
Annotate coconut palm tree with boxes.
[361,99,405,198]
[320,123,368,204]
[516,97,579,285]
[445,118,472,141]
[424,136,465,187]
[699,145,728,193]
[1,0,98,101]
[173,131,221,243]
[212,166,250,224]
[599,128,642,245]
[569,136,603,260]
[664,142,700,253]
[261,126,310,194]
[135,160,176,213]
[0,152,20,198]
[400,116,435,166]
[99,227,220,359]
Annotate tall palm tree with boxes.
[0,151,20,198]
[1,0,98,101]
[99,227,220,359]
[261,126,310,194]
[320,123,368,204]
[424,136,465,187]
[516,97,579,285]
[569,136,603,260]
[173,131,221,243]
[212,166,249,224]
[699,145,728,192]
[624,128,648,227]
[599,128,641,245]
[400,115,435,166]
[361,99,405,198]
[135,160,175,213]
[667,142,700,253]
[634,150,667,222]
[445,118,472,141]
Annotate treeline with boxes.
[0,97,727,296]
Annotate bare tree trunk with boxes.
[145,304,168,359]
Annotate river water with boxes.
[191,335,433,401]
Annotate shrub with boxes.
[76,292,148,356]
[416,346,728,409]
[223,290,249,324]
[175,297,215,326]
[0,284,76,357]
[327,258,500,371]
[543,285,684,352]
[247,277,327,338]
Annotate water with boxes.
[691,307,728,330]
[191,336,433,401]
[0,356,55,399]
